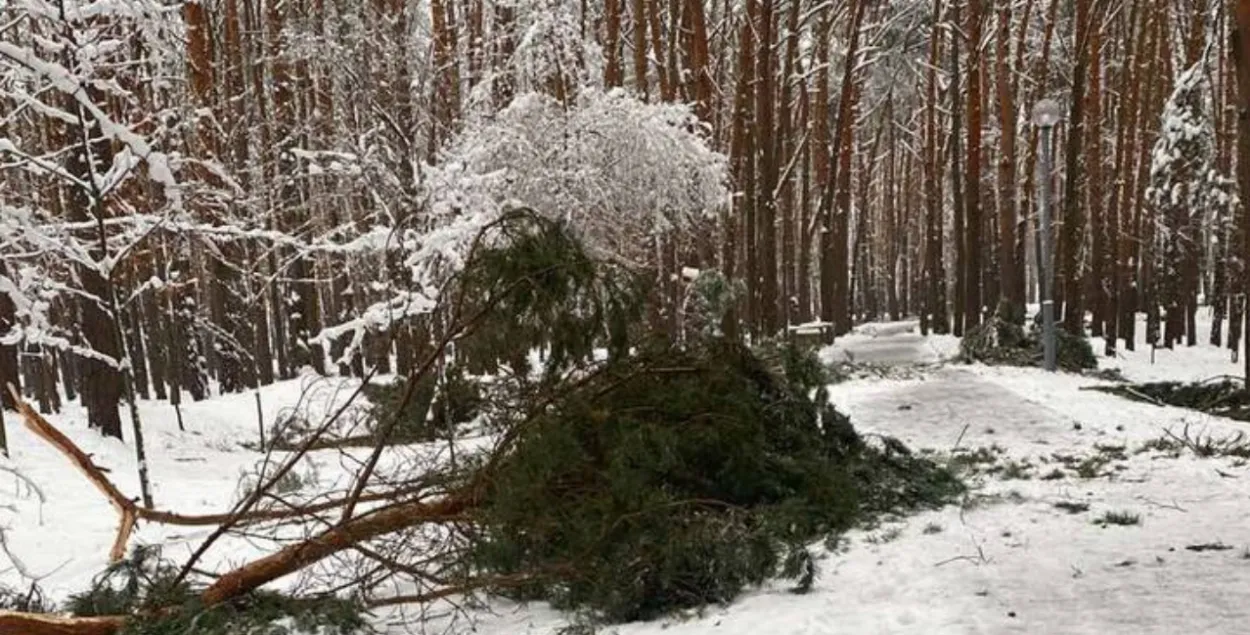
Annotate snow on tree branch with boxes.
[314,87,729,363]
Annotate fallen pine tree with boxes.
[0,211,963,634]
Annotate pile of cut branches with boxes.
[960,312,1096,373]
[1090,376,1250,422]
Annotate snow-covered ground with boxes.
[1098,312,1245,385]
[3,312,1250,634]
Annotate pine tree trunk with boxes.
[1060,0,1096,335]
[0,263,18,413]
[724,1,756,340]
[964,0,986,329]
[923,0,949,335]
[1087,20,1107,341]
[827,0,867,336]
[777,0,801,327]
[632,0,648,97]
[66,96,124,439]
[994,0,1021,321]
[685,0,715,122]
[797,80,814,322]
[756,0,780,335]
[1230,0,1250,377]
[1107,1,1144,354]
[950,0,966,336]
[812,6,833,328]
[604,0,623,87]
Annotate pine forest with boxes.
[3,1,1250,634]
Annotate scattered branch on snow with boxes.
[5,384,137,563]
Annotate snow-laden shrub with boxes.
[319,88,727,363]
[426,87,728,265]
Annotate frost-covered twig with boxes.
[0,465,45,523]
[0,527,35,581]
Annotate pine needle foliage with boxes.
[453,208,647,383]
[67,546,192,618]
[364,208,642,442]
[960,314,1096,372]
[361,366,484,442]
[119,593,366,635]
[433,212,963,623]
[473,338,962,623]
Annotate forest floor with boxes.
[3,314,1250,634]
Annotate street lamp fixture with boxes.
[1033,98,1062,372]
[1032,98,1063,129]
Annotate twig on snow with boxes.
[0,528,34,580]
[934,533,991,567]
[0,465,45,523]
[1133,496,1188,513]
[0,526,67,582]
[952,423,971,451]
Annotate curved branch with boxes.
[6,384,135,562]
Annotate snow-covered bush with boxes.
[320,88,728,358]
[428,87,728,264]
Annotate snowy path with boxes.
[820,320,957,366]
[820,362,1250,635]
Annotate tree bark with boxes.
[1229,0,1250,378]
[604,0,624,87]
[994,0,1021,321]
[825,0,868,336]
[964,0,987,329]
[0,264,18,413]
[923,0,949,335]
[755,0,780,335]
[950,0,966,335]
[1059,0,1096,334]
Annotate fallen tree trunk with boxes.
[0,378,497,632]
[0,611,126,635]
[0,495,475,635]
[201,494,472,605]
